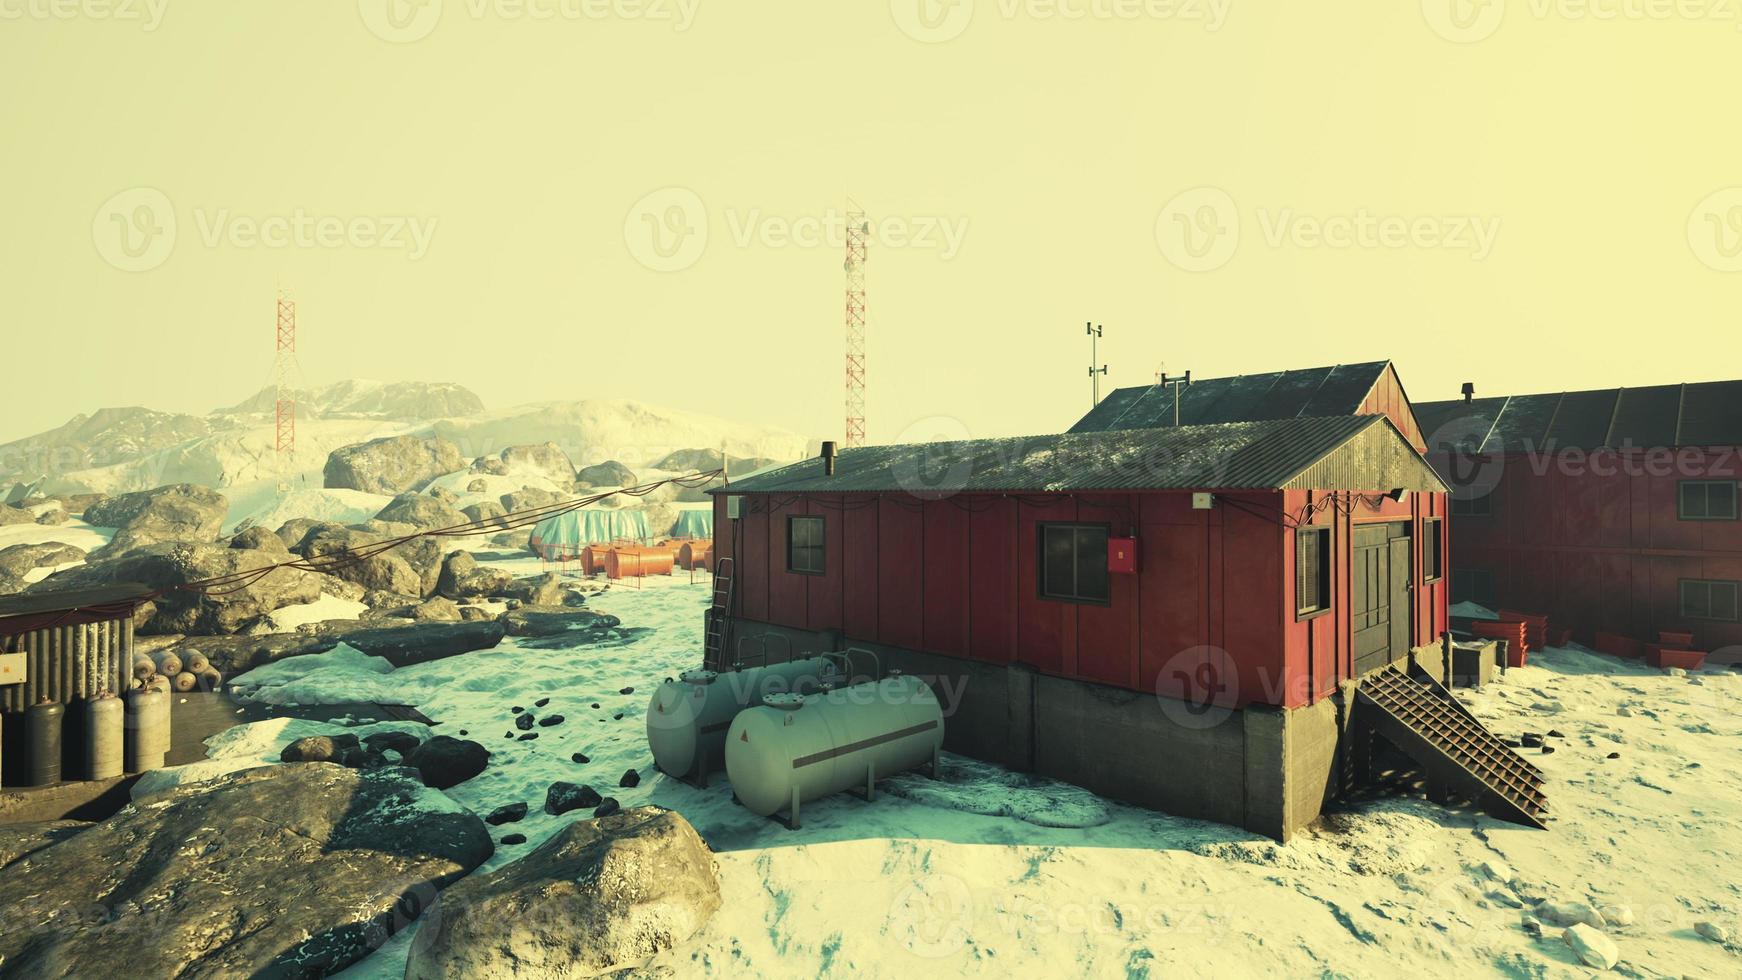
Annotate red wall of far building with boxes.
[1451,448,1742,650]
[712,487,1450,709]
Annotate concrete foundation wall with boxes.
[725,616,1347,841]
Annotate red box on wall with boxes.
[1107,537,1138,574]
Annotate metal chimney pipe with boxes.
[821,441,837,476]
[1461,382,1475,404]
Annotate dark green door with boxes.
[1352,524,1413,677]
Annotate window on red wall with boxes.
[1423,518,1444,582]
[787,515,825,575]
[1679,481,1739,521]
[1038,523,1109,604]
[1296,527,1331,617]
[1680,579,1740,622]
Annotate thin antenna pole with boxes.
[1086,322,1107,407]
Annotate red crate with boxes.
[1657,630,1695,650]
[1594,631,1642,659]
[1646,645,1706,670]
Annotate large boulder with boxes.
[297,525,423,597]
[500,487,564,515]
[406,735,490,789]
[83,484,228,554]
[405,806,720,979]
[655,449,777,477]
[229,525,289,554]
[0,542,85,587]
[374,493,468,531]
[323,435,463,495]
[29,543,320,635]
[473,442,576,485]
[0,505,35,527]
[275,516,326,550]
[575,460,635,489]
[0,821,89,874]
[435,551,513,600]
[503,607,619,638]
[461,501,509,525]
[0,763,492,978]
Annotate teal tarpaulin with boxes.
[529,509,652,558]
[668,508,713,539]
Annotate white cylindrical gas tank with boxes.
[646,656,843,782]
[726,674,943,822]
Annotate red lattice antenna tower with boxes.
[273,288,299,492]
[844,205,868,448]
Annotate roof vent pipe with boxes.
[1461,382,1475,404]
[821,441,837,476]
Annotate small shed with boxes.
[0,584,154,713]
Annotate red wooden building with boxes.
[1419,380,1742,660]
[708,393,1451,840]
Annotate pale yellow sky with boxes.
[3,2,1738,447]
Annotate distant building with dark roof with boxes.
[709,385,1453,841]
[1418,382,1742,659]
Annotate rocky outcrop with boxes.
[83,484,228,554]
[575,459,635,488]
[435,551,513,600]
[471,442,576,484]
[655,448,777,476]
[461,501,509,525]
[375,493,467,531]
[168,617,507,674]
[29,543,319,635]
[0,821,89,874]
[405,806,720,979]
[0,505,35,526]
[503,607,619,638]
[323,435,463,495]
[275,516,326,550]
[407,735,490,790]
[0,542,85,592]
[0,763,492,978]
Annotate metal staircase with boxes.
[702,557,734,671]
[1357,666,1549,830]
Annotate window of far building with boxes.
[1680,579,1740,622]
[1296,527,1331,617]
[1452,567,1496,609]
[1423,518,1444,582]
[1450,490,1492,516]
[1039,523,1110,604]
[787,515,825,575]
[1679,480,1739,521]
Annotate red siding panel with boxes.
[878,498,925,650]
[967,497,1018,664]
[768,499,807,628]
[807,495,845,632]
[921,499,970,655]
[739,501,769,622]
[842,497,880,642]
[1074,493,1139,688]
[1016,497,1074,674]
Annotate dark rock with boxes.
[407,735,490,789]
[517,732,539,741]
[459,605,495,622]
[571,752,590,764]
[535,697,550,708]
[502,607,620,638]
[613,713,624,721]
[1541,746,1556,755]
[592,703,601,709]
[538,714,564,728]
[486,802,528,826]
[593,798,621,818]
[500,833,527,845]
[499,572,565,606]
[0,764,491,978]
[458,729,468,736]
[511,705,524,714]
[1607,751,1621,759]
[324,434,464,495]
[298,524,424,596]
[84,484,228,555]
[461,501,508,526]
[618,686,635,695]
[1546,729,1565,739]
[515,713,535,731]
[1520,733,1544,748]
[363,731,423,757]
[619,769,641,788]
[404,807,720,979]
[280,733,362,763]
[275,516,326,550]
[0,820,90,874]
[544,781,602,816]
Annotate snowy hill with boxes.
[0,381,814,506]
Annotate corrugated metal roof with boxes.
[1068,361,1392,433]
[715,415,1445,495]
[1418,380,1742,452]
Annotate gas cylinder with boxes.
[124,688,170,773]
[725,674,943,826]
[85,692,125,780]
[27,698,65,786]
[646,655,843,783]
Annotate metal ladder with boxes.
[1357,666,1549,829]
[702,557,734,671]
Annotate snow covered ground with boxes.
[173,562,1740,978]
[0,518,113,556]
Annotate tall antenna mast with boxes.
[1086,322,1107,407]
[844,205,868,448]
[273,287,300,495]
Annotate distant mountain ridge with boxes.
[215,379,486,421]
